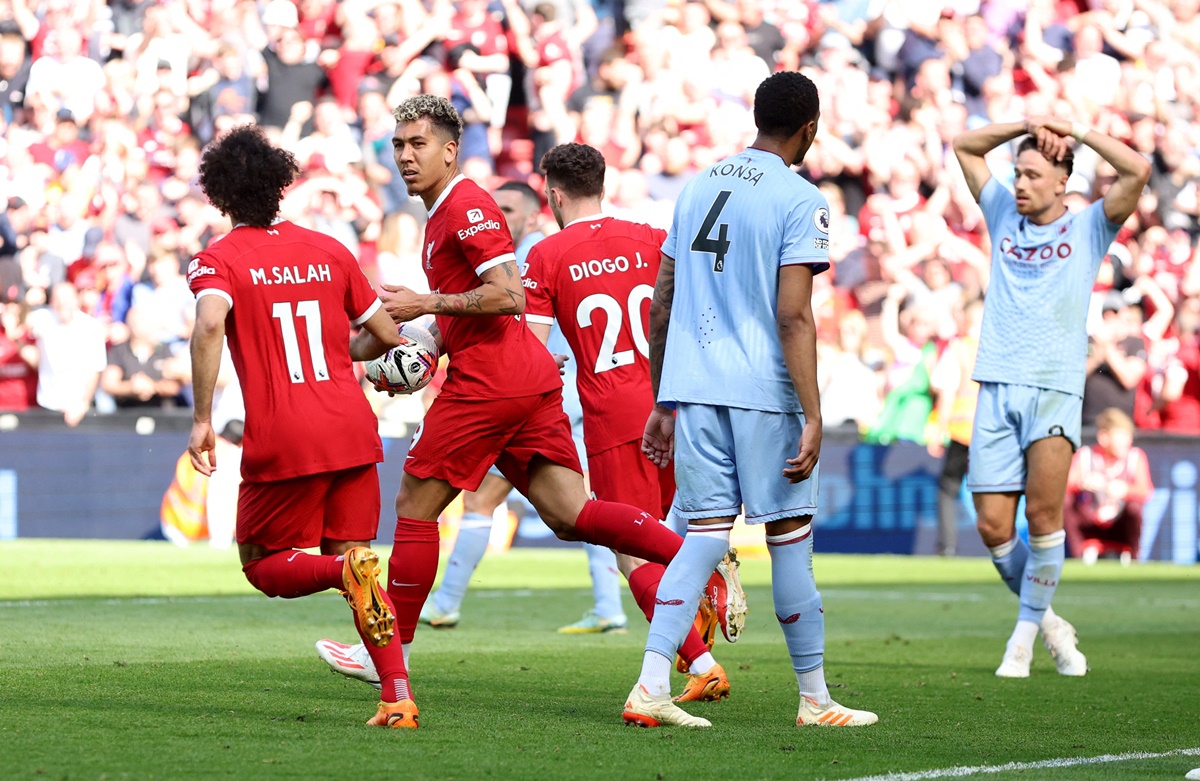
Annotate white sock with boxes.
[797,665,830,706]
[1041,605,1058,628]
[1010,620,1039,650]
[688,652,716,675]
[402,642,412,671]
[637,651,673,697]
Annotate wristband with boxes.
[1070,122,1091,143]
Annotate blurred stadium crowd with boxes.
[0,0,1198,441]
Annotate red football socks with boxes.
[242,550,342,598]
[353,588,410,703]
[388,517,441,644]
[627,562,709,667]
[574,500,683,565]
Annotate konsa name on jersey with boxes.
[248,264,334,286]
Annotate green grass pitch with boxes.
[1,541,1197,780]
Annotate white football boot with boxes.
[315,639,380,688]
[796,696,878,726]
[1041,613,1088,676]
[995,640,1033,678]
[622,684,712,728]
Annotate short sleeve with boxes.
[780,191,831,274]
[1083,200,1123,274]
[522,243,555,327]
[978,177,1015,234]
[452,197,516,277]
[343,252,381,327]
[187,251,233,309]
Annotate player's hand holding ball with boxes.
[365,322,439,396]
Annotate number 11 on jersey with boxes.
[691,190,732,272]
[272,300,329,383]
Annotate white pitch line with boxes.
[840,747,1200,781]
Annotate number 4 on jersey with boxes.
[691,190,732,272]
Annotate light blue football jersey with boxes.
[972,178,1122,397]
[659,147,830,413]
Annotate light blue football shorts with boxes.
[967,382,1083,493]
[672,403,818,525]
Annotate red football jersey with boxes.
[422,176,561,400]
[188,221,384,482]
[523,215,666,455]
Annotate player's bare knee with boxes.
[975,514,1012,547]
[321,539,364,556]
[1024,502,1064,536]
[544,513,578,541]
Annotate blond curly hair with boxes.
[392,95,463,144]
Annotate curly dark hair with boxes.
[1017,136,1075,175]
[198,125,300,227]
[753,72,819,139]
[540,143,605,199]
[393,95,463,144]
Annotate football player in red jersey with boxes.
[366,96,695,716]
[523,143,744,702]
[187,125,417,728]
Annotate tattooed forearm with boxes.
[432,289,486,314]
[498,287,525,315]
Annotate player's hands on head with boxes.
[784,421,822,484]
[642,405,675,468]
[188,420,217,476]
[380,284,428,323]
[1024,116,1072,162]
[1024,115,1072,138]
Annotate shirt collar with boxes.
[564,213,608,229]
[428,175,466,218]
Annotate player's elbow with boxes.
[1132,156,1152,188]
[777,308,814,338]
[508,287,527,315]
[193,314,224,340]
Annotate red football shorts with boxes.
[236,463,381,549]
[586,439,676,521]
[404,389,582,494]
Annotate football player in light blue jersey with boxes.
[621,72,877,729]
[953,116,1151,678]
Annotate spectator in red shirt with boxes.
[28,109,91,173]
[0,297,37,411]
[1064,408,1153,565]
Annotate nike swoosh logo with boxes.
[391,581,421,587]
[287,552,301,562]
